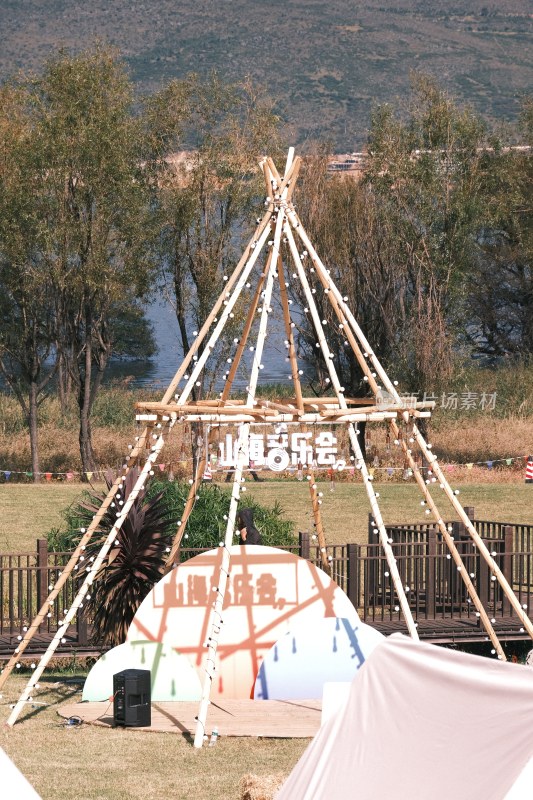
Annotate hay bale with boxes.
[240,772,287,800]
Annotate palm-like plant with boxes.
[48,476,296,647]
[73,468,175,647]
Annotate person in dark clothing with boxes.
[237,507,262,545]
[224,461,264,482]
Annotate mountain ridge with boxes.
[1,0,532,146]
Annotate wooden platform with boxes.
[0,631,100,660]
[3,614,530,662]
[370,616,531,644]
[58,698,322,738]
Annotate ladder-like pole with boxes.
[193,157,288,747]
[6,421,173,726]
[290,208,533,645]
[307,469,331,575]
[304,238,506,657]
[0,427,154,692]
[192,422,250,747]
[0,207,280,692]
[284,221,419,639]
[391,419,506,660]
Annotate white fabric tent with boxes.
[0,747,41,798]
[276,634,533,800]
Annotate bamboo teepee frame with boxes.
[3,150,533,742]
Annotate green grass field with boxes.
[0,676,307,800]
[1,480,531,553]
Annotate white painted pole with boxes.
[290,209,533,644]
[6,422,174,727]
[284,222,419,639]
[193,160,288,747]
[192,421,250,747]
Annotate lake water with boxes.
[106,298,297,391]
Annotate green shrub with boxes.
[49,479,296,554]
[146,480,296,552]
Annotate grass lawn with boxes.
[0,484,82,552]
[0,676,307,800]
[1,480,532,552]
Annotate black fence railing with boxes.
[1,507,532,652]
[0,543,86,644]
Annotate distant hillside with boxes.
[1,0,532,146]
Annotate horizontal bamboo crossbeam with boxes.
[135,402,279,417]
[193,399,248,406]
[136,411,401,424]
[321,400,436,416]
[257,399,301,414]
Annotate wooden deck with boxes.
[1,615,530,661]
[371,616,530,644]
[58,698,322,738]
[0,632,100,660]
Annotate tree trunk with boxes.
[78,308,96,477]
[57,350,72,416]
[28,380,40,483]
[79,403,95,477]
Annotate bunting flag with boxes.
[0,453,528,482]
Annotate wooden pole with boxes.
[309,246,504,652]
[412,426,533,642]
[257,399,301,415]
[193,155,288,748]
[159,157,301,407]
[135,403,279,417]
[136,410,400,425]
[164,428,212,573]
[0,425,153,692]
[1,203,275,690]
[6,420,174,726]
[220,254,270,401]
[284,220,419,640]
[176,222,273,408]
[0,178,289,691]
[291,206,533,646]
[193,422,250,747]
[307,469,331,574]
[389,419,506,660]
[277,254,305,412]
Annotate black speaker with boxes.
[113,669,151,728]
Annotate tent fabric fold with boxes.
[276,634,533,800]
[0,747,41,799]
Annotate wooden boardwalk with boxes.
[1,616,530,661]
[371,616,530,644]
[0,631,100,660]
[58,698,322,738]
